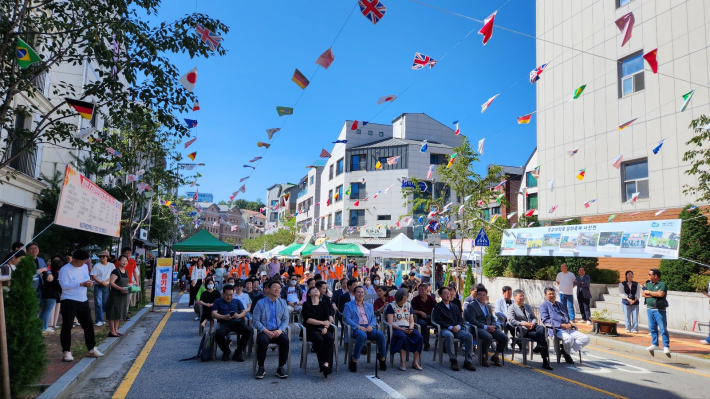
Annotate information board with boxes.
[154,258,173,307]
[499,219,682,259]
[54,165,122,237]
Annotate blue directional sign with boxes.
[474,228,490,247]
[417,181,428,192]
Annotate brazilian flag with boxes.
[16,37,41,69]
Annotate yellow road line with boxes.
[506,358,628,399]
[112,302,177,399]
[586,346,710,378]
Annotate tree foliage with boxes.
[482,217,509,277]
[242,228,296,254]
[683,115,710,202]
[660,205,710,291]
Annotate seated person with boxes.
[463,285,477,311]
[343,286,387,373]
[385,288,423,371]
[282,274,303,313]
[432,287,476,372]
[507,289,552,370]
[539,287,590,364]
[301,278,316,304]
[233,280,252,318]
[448,284,463,314]
[253,280,290,379]
[494,286,516,343]
[197,277,220,334]
[211,284,252,362]
[302,286,335,378]
[411,283,436,351]
[464,286,508,367]
[373,285,394,316]
[316,281,335,321]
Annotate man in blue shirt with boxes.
[212,284,252,362]
[253,280,290,379]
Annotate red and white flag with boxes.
[319,148,331,158]
[525,209,536,217]
[481,95,498,113]
[478,11,497,45]
[179,67,198,91]
[630,192,640,203]
[315,46,335,69]
[184,137,196,148]
[427,165,434,179]
[612,155,623,169]
[239,185,246,193]
[376,95,397,105]
[615,12,635,47]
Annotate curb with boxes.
[587,334,710,370]
[38,303,153,399]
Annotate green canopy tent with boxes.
[278,243,304,257]
[172,229,233,253]
[310,243,370,257]
[293,242,317,257]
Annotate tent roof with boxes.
[310,242,370,257]
[368,233,453,259]
[413,239,455,260]
[172,230,233,252]
[293,242,317,256]
[278,243,304,256]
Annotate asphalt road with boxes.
[78,293,710,399]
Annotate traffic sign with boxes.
[417,181,428,192]
[474,228,490,247]
[427,220,441,233]
[426,233,441,248]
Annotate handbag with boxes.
[652,298,669,310]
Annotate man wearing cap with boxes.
[90,250,115,327]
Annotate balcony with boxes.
[297,188,309,198]
[5,140,37,178]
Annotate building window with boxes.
[329,165,333,180]
[379,132,384,137]
[310,175,314,185]
[377,215,391,221]
[0,205,23,261]
[526,171,538,187]
[327,214,332,228]
[430,154,447,165]
[379,157,387,168]
[336,158,344,175]
[356,129,361,134]
[335,211,342,227]
[335,185,343,202]
[368,130,373,136]
[350,182,365,199]
[617,0,631,7]
[619,52,644,97]
[490,206,501,215]
[350,210,365,226]
[320,217,325,230]
[328,189,333,204]
[527,193,538,210]
[351,154,366,171]
[622,159,649,201]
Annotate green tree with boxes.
[683,115,710,202]
[482,217,510,277]
[2,256,46,396]
[242,228,296,253]
[660,205,710,291]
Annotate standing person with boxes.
[642,268,671,356]
[214,261,226,290]
[189,258,206,310]
[212,284,252,362]
[302,286,335,378]
[57,250,104,362]
[121,247,137,321]
[370,262,382,282]
[106,255,130,337]
[48,255,65,329]
[26,242,47,294]
[40,255,62,334]
[619,270,640,334]
[574,267,592,325]
[555,263,577,322]
[434,263,444,291]
[268,257,280,279]
[252,280,290,379]
[90,250,115,327]
[420,260,432,284]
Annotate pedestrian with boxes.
[574,267,592,325]
[121,247,138,320]
[619,270,640,333]
[0,250,25,276]
[106,255,130,337]
[420,260,432,284]
[555,263,576,322]
[90,250,115,327]
[40,255,62,334]
[701,278,710,346]
[434,263,444,291]
[48,255,65,329]
[25,242,47,295]
[189,258,206,309]
[642,268,671,356]
[58,249,104,362]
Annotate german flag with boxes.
[291,68,309,89]
[517,113,532,124]
[65,98,94,120]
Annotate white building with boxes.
[295,165,324,235]
[516,149,539,219]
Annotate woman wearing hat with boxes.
[90,250,115,327]
[106,255,130,337]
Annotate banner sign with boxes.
[154,258,173,307]
[499,219,681,259]
[54,165,122,237]
[360,225,386,238]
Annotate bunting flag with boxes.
[345,185,351,196]
[192,99,200,111]
[319,148,331,158]
[568,85,586,102]
[195,23,223,51]
[179,67,198,91]
[481,94,498,113]
[353,200,360,206]
[375,160,382,169]
[576,169,586,181]
[15,37,42,69]
[377,95,397,104]
[276,106,294,116]
[385,184,393,193]
[239,185,246,193]
[651,139,666,155]
[326,198,330,206]
[630,192,640,203]
[65,98,95,120]
[115,162,122,171]
[420,140,428,153]
[615,12,635,47]
[494,180,507,191]
[511,223,517,229]
[266,128,281,140]
[190,180,196,187]
[496,193,505,204]
[478,138,485,155]
[243,165,255,169]
[458,204,465,215]
[517,113,532,124]
[184,137,196,148]
[361,177,366,184]
[643,49,658,74]
[75,126,96,142]
[292,68,310,89]
[187,152,196,161]
[193,190,199,201]
[412,52,437,69]
[386,156,400,165]
[446,153,457,168]
[452,121,460,135]
[231,225,237,232]
[333,140,347,144]
[608,214,617,223]
[530,62,549,84]
[478,11,497,45]
[257,141,270,148]
[249,157,262,162]
[184,119,197,128]
[680,90,694,112]
[184,164,196,170]
[548,178,554,192]
[612,155,623,169]
[532,166,540,178]
[358,0,387,25]
[427,165,434,179]
[688,206,698,211]
[655,209,666,216]
[316,46,335,69]
[127,174,140,182]
[490,215,500,223]
[548,205,558,213]
[507,212,517,219]
[618,118,637,130]
[351,120,359,130]
[570,148,579,155]
[523,187,528,197]
[584,199,596,208]
[525,209,536,217]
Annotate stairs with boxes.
[590,284,625,322]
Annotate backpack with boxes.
[179,331,215,362]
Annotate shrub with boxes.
[463,264,476,294]
[2,256,47,396]
[502,268,515,278]
[659,206,710,291]
[535,265,558,281]
[593,269,621,284]
[483,221,509,277]
[508,256,546,279]
[689,274,710,293]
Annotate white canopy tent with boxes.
[369,233,454,259]
[251,244,287,258]
[413,239,456,260]
[230,249,250,256]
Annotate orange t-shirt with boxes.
[293,265,304,278]
[334,264,344,280]
[238,262,249,278]
[352,265,359,278]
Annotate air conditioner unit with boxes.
[139,229,148,240]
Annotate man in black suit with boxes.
[432,287,476,372]
[464,287,508,367]
[330,277,350,314]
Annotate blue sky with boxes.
[160,0,537,203]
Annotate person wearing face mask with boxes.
[212,284,252,362]
[363,276,376,296]
[373,276,381,287]
[197,277,220,334]
[282,275,303,314]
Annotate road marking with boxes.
[581,354,651,373]
[178,294,189,303]
[366,376,406,399]
[112,302,177,399]
[506,358,628,399]
[586,346,710,378]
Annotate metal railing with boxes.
[30,70,46,94]
[297,188,309,198]
[5,140,37,177]
[349,191,368,200]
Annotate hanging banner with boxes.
[499,219,681,259]
[54,165,122,237]
[154,258,173,307]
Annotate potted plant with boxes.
[591,309,619,335]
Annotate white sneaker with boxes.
[586,320,591,325]
[95,321,104,327]
[646,345,661,353]
[87,348,104,357]
[700,340,710,345]
[63,351,74,362]
[663,347,671,356]
[42,328,54,334]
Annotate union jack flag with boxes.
[195,23,223,51]
[358,0,387,25]
[412,52,437,70]
[530,62,549,84]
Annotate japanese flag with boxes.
[179,67,198,91]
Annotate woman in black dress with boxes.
[106,255,129,337]
[301,286,334,378]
